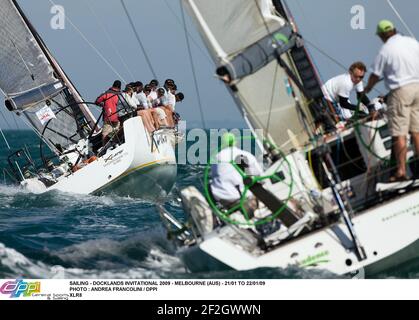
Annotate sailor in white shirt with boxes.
[166,84,177,111]
[365,20,419,181]
[143,84,153,109]
[211,133,263,207]
[149,79,159,101]
[119,85,137,117]
[164,79,177,110]
[133,82,150,109]
[322,62,373,121]
[137,92,149,109]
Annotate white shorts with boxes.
[155,108,167,120]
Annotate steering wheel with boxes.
[203,138,294,227]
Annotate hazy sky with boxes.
[0,0,418,131]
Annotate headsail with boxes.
[184,0,316,149]
[0,0,97,154]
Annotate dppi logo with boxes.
[0,280,41,298]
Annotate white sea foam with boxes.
[0,242,54,278]
[0,242,173,279]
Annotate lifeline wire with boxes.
[120,0,158,80]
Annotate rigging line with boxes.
[47,0,127,83]
[387,0,416,39]
[304,39,385,96]
[0,126,11,150]
[162,0,213,64]
[266,63,279,134]
[10,38,52,131]
[304,39,348,73]
[85,1,136,80]
[10,39,34,81]
[120,0,157,80]
[0,88,18,131]
[19,115,53,151]
[179,0,207,129]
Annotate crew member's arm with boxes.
[95,94,105,106]
[357,91,375,112]
[365,74,380,94]
[338,96,359,111]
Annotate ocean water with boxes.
[0,130,417,280]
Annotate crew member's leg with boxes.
[388,84,415,179]
[163,107,175,127]
[393,136,408,178]
[102,123,112,145]
[138,110,156,132]
[409,84,419,157]
[152,108,169,128]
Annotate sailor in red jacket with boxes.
[95,80,122,144]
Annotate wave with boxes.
[0,238,185,279]
[0,242,55,279]
[0,184,156,211]
[0,240,337,279]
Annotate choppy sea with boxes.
[0,130,418,279]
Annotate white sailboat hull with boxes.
[180,189,419,276]
[21,116,177,199]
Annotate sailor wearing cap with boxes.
[210,133,263,208]
[365,20,419,182]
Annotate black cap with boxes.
[134,81,143,87]
[144,84,152,92]
[113,80,122,89]
[150,79,159,86]
[176,92,184,101]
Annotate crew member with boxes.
[95,80,122,144]
[211,133,263,208]
[365,20,419,181]
[322,62,374,122]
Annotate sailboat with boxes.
[0,0,177,199]
[158,0,419,276]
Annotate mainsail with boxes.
[184,0,319,149]
[0,0,97,154]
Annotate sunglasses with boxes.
[351,72,365,80]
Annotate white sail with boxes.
[0,0,96,153]
[184,0,311,148]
